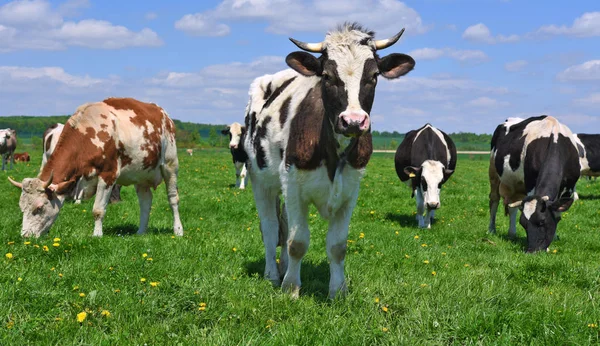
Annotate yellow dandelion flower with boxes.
[414,235,419,239]
[54,317,62,321]
[232,247,237,252]
[53,243,59,247]
[198,306,206,311]
[114,289,121,293]
[171,235,175,239]
[370,211,375,215]
[150,282,159,287]
[199,302,207,307]
[101,310,111,317]
[76,311,87,323]
[405,254,410,259]
[464,264,470,267]
[109,266,114,270]
[43,245,49,252]
[24,241,31,245]
[73,286,79,291]
[423,260,430,264]
[441,252,447,256]
[53,237,60,242]
[194,291,199,295]
[17,277,22,282]
[552,249,558,254]
[432,271,437,276]
[82,209,86,213]
[359,233,365,239]
[140,278,146,283]
[382,327,389,332]
[381,306,388,313]
[374,297,380,303]
[79,293,85,297]
[395,231,399,235]
[147,258,153,261]
[59,273,63,278]
[33,244,39,248]
[421,243,427,247]
[420,283,428,288]
[50,267,55,271]
[5,253,13,259]
[7,241,14,245]
[142,253,148,258]
[6,321,14,329]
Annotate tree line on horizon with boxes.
[0,115,492,151]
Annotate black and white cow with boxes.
[244,22,415,298]
[221,122,249,189]
[488,115,580,253]
[394,124,457,229]
[573,133,600,178]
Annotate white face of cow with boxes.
[222,122,245,149]
[420,160,445,209]
[13,178,65,237]
[0,130,10,146]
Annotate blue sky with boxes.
[0,0,598,134]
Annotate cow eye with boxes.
[32,206,43,215]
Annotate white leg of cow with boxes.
[161,164,183,236]
[488,199,499,234]
[415,189,426,228]
[326,202,352,299]
[424,209,435,229]
[92,179,113,237]
[508,206,518,238]
[135,185,153,235]
[281,199,309,299]
[240,164,248,190]
[253,184,281,285]
[235,164,242,188]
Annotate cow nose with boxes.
[339,111,369,136]
[229,144,238,149]
[427,202,440,209]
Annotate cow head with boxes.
[405,160,453,210]
[511,195,574,253]
[8,174,75,237]
[285,23,415,137]
[0,130,11,146]
[221,122,246,149]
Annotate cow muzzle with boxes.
[229,144,238,149]
[338,111,370,137]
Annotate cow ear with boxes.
[378,53,415,79]
[403,166,421,178]
[286,51,320,77]
[241,126,247,134]
[552,198,574,212]
[221,127,230,135]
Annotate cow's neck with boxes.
[534,143,564,200]
[39,127,86,187]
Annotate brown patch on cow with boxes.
[100,114,107,119]
[45,134,53,152]
[347,133,373,169]
[97,130,111,143]
[330,243,347,263]
[263,77,296,110]
[100,124,108,130]
[118,140,133,167]
[288,240,307,259]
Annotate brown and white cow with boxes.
[186,149,194,156]
[0,128,17,170]
[41,122,122,204]
[221,122,248,189]
[14,152,30,162]
[244,23,415,298]
[8,98,183,238]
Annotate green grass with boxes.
[2,148,600,345]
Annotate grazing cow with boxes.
[41,122,122,204]
[488,115,580,252]
[14,152,30,162]
[186,149,193,156]
[394,124,457,229]
[573,134,600,178]
[221,122,248,189]
[8,97,183,238]
[0,129,17,170]
[244,22,415,298]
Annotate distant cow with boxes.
[573,134,600,177]
[8,98,183,238]
[0,128,17,170]
[186,149,193,156]
[244,22,415,298]
[221,122,248,189]
[14,152,30,162]
[488,116,580,252]
[41,122,122,204]
[394,124,457,229]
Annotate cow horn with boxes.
[43,171,54,189]
[374,28,405,50]
[8,176,22,189]
[541,196,550,201]
[289,38,324,53]
[508,200,523,208]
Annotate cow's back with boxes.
[576,134,600,174]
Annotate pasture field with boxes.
[2,149,600,345]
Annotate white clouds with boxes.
[574,92,600,107]
[409,47,488,62]
[145,12,157,21]
[504,60,528,72]
[0,0,162,51]
[175,13,230,37]
[0,66,105,88]
[536,12,600,38]
[462,23,519,44]
[557,60,600,82]
[175,0,429,38]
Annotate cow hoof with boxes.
[92,232,103,237]
[282,282,300,299]
[329,282,348,300]
[136,230,146,236]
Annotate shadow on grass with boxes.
[577,194,600,200]
[496,233,528,251]
[102,223,173,236]
[384,212,428,228]
[244,258,331,301]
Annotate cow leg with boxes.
[240,164,248,190]
[326,203,352,299]
[92,180,113,237]
[277,200,289,279]
[74,179,84,204]
[281,199,309,299]
[235,163,242,188]
[135,185,153,235]
[253,185,281,285]
[415,189,426,228]
[161,164,183,236]
[508,206,518,239]
[488,157,501,234]
[427,209,436,226]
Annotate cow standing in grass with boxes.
[9,98,183,238]
[221,122,248,189]
[394,124,457,229]
[244,22,415,298]
[0,129,17,171]
[488,116,580,252]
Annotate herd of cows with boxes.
[2,22,600,299]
